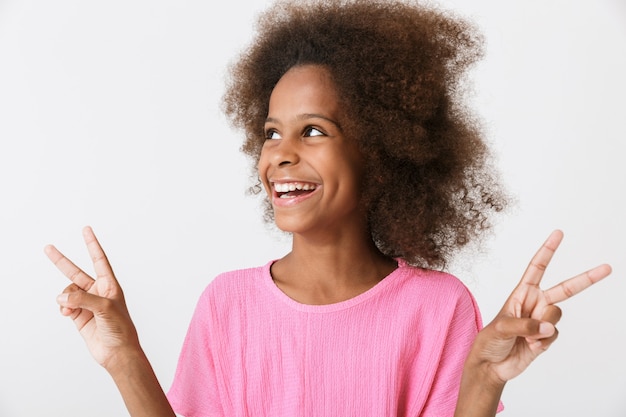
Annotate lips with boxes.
[271,181,320,205]
[274,181,318,198]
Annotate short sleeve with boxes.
[167,287,224,417]
[420,285,504,415]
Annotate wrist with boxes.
[463,348,507,391]
[103,344,149,378]
[454,350,507,417]
[103,345,175,417]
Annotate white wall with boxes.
[0,0,624,415]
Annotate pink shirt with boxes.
[167,260,488,416]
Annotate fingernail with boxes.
[56,293,68,304]
[539,322,553,335]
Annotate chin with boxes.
[272,215,313,235]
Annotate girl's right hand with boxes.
[45,226,140,370]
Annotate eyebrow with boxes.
[265,113,342,130]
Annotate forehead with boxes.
[268,65,340,115]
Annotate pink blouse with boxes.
[167,259,497,416]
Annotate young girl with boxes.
[45,0,611,416]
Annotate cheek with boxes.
[340,151,365,184]
[323,157,363,200]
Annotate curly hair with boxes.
[222,0,508,269]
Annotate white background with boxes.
[0,0,624,416]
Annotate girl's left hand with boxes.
[469,229,612,384]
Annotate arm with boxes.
[46,226,175,417]
[454,230,612,417]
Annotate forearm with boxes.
[454,360,505,417]
[106,348,176,417]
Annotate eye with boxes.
[304,127,325,137]
[264,129,281,140]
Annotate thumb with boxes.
[57,289,114,314]
[491,316,556,340]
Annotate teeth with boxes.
[274,182,317,193]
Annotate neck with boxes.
[270,227,397,305]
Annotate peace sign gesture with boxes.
[478,230,611,381]
[46,226,175,416]
[45,226,139,368]
[455,230,612,416]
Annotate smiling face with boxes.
[258,64,365,236]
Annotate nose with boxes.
[270,137,301,167]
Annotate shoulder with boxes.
[392,263,480,320]
[199,262,271,301]
[211,263,268,286]
[183,262,278,335]
[398,263,474,300]
[391,265,484,335]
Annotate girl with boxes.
[46,0,611,416]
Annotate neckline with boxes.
[262,258,409,313]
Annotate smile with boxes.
[273,182,318,199]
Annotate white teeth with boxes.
[274,182,317,193]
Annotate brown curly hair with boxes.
[222,0,508,269]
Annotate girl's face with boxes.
[258,64,365,236]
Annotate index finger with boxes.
[44,244,95,291]
[543,263,612,305]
